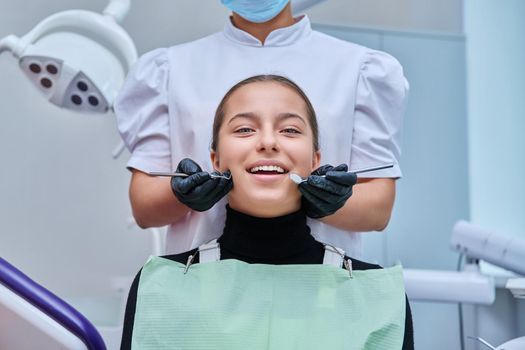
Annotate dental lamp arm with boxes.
[111,140,126,159]
[320,177,396,232]
[0,35,26,57]
[103,0,131,24]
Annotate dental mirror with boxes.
[289,163,394,184]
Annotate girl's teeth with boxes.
[250,165,285,173]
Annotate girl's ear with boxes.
[210,151,220,171]
[312,150,321,170]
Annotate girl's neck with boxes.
[219,205,313,260]
[227,200,300,219]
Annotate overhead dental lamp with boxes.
[0,0,137,113]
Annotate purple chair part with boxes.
[0,257,106,350]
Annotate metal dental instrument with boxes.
[289,163,395,184]
[148,171,232,180]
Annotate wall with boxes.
[307,0,463,34]
[463,1,525,347]
[464,0,525,239]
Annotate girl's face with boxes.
[211,81,320,217]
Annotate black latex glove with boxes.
[298,164,357,219]
[170,158,233,212]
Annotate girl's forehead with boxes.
[224,84,307,115]
[229,81,300,102]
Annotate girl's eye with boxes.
[281,128,301,134]
[234,127,254,134]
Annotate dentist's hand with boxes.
[298,164,357,219]
[170,158,233,212]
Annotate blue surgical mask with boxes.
[220,0,290,23]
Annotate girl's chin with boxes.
[232,206,300,218]
[228,195,300,217]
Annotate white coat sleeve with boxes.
[349,49,409,178]
[114,48,171,173]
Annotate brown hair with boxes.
[211,75,319,151]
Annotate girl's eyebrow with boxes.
[276,112,307,126]
[227,112,257,125]
[227,112,306,126]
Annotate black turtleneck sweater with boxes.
[121,206,414,349]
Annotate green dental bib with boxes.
[132,247,406,350]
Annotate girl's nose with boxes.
[256,129,279,152]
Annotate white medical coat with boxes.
[114,16,409,258]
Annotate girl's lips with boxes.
[247,171,287,183]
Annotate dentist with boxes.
[114,0,409,258]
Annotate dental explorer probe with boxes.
[148,163,393,182]
[289,163,394,184]
[148,171,232,180]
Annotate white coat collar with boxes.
[223,15,311,47]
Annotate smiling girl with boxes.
[120,75,413,349]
